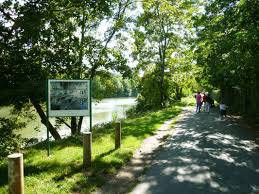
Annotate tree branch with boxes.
[0,8,15,22]
[56,118,72,130]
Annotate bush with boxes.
[0,118,25,158]
[125,105,140,118]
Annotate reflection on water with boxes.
[21,97,136,140]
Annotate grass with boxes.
[0,98,193,193]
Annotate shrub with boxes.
[0,118,25,158]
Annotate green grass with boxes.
[0,98,192,193]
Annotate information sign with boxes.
[47,80,90,117]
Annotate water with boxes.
[20,97,136,140]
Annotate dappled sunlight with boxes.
[176,157,194,164]
[176,171,213,184]
[131,107,259,194]
[132,179,158,194]
[161,166,177,175]
[178,141,203,152]
[232,143,258,152]
[238,140,259,151]
[208,152,235,163]
[207,133,235,140]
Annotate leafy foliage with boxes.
[194,0,259,116]
[93,75,137,100]
[136,69,166,111]
[133,0,197,110]
[0,118,25,158]
[0,0,133,138]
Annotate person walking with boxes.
[219,101,228,118]
[206,93,213,113]
[202,93,207,112]
[195,92,202,113]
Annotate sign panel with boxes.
[47,79,90,117]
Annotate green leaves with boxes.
[195,0,258,87]
[0,0,134,137]
[0,0,133,104]
[0,118,25,158]
[133,0,196,108]
[194,0,259,116]
[92,75,137,100]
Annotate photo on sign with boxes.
[48,80,90,117]
[50,82,88,110]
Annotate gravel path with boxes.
[131,107,259,194]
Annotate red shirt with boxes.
[196,94,201,102]
[203,95,207,102]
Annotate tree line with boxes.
[194,0,259,118]
[93,75,137,99]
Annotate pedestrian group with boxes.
[195,92,227,118]
[195,92,213,113]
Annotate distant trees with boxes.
[194,0,259,117]
[92,75,137,100]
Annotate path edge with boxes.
[93,108,188,194]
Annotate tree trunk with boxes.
[175,85,182,100]
[159,64,165,107]
[30,97,61,140]
[71,117,77,135]
[159,47,166,107]
[77,116,83,132]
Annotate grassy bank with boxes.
[0,99,193,193]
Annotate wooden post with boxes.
[83,132,92,168]
[8,153,24,194]
[115,122,121,149]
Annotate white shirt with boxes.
[220,104,227,110]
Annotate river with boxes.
[20,97,136,140]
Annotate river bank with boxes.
[0,97,136,140]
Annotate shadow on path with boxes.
[131,107,259,194]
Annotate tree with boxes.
[194,0,259,117]
[0,0,133,139]
[133,0,195,109]
[92,74,137,99]
[55,0,133,134]
[167,49,197,100]
[0,0,65,139]
[136,69,162,110]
